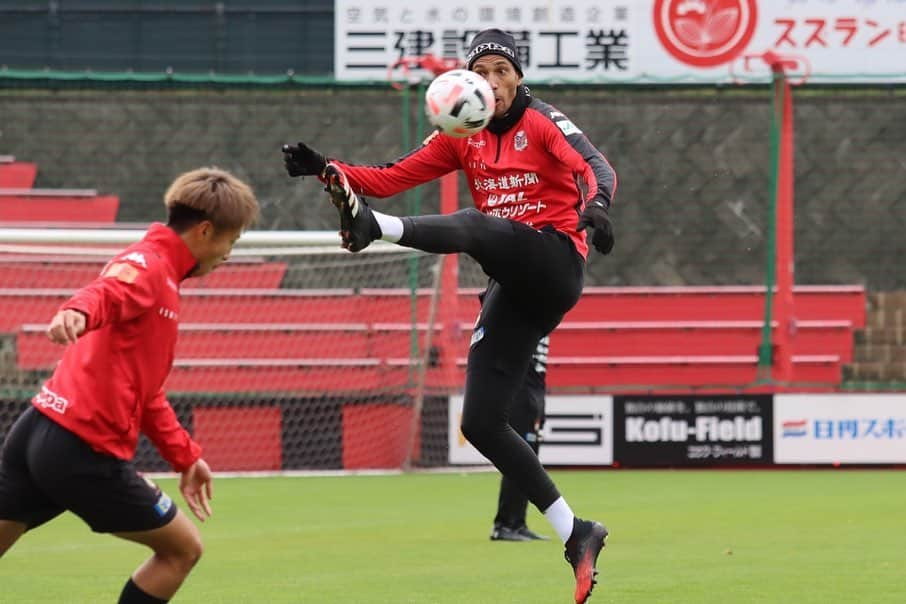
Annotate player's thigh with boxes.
[469,282,545,377]
[115,507,202,559]
[464,284,545,424]
[0,407,65,532]
[479,225,583,319]
[27,416,178,534]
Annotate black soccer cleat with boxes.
[323,163,381,253]
[490,525,532,542]
[564,518,608,604]
[516,525,550,541]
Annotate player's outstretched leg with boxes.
[564,518,608,603]
[323,163,381,252]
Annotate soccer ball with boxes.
[424,69,495,138]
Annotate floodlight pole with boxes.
[395,56,464,469]
[764,51,797,384]
[412,55,464,390]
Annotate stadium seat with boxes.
[0,188,119,222]
[165,358,420,393]
[526,354,841,389]
[548,285,865,327]
[1,285,866,391]
[0,160,38,189]
[0,256,287,289]
[548,320,855,362]
[16,322,442,369]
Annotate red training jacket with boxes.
[333,94,617,259]
[32,223,202,472]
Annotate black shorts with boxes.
[0,406,178,533]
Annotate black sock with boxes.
[118,578,169,604]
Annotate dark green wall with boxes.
[0,1,334,74]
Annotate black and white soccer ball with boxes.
[425,69,495,138]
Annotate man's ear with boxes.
[198,220,215,240]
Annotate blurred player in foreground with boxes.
[284,28,615,604]
[0,167,259,603]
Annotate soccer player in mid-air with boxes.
[0,167,259,603]
[283,28,616,604]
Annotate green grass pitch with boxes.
[2,470,905,603]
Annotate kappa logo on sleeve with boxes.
[121,252,148,268]
[556,120,582,136]
[102,262,140,284]
[422,129,441,146]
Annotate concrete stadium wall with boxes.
[0,86,903,289]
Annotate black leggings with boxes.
[400,208,584,510]
[495,370,545,528]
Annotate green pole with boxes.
[398,85,419,382]
[758,73,782,376]
[406,82,427,369]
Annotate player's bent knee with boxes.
[173,524,204,569]
[178,538,204,572]
[145,511,204,572]
[162,534,203,575]
[460,417,494,450]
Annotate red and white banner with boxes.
[335,0,906,83]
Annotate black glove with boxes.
[282,142,327,178]
[577,200,615,255]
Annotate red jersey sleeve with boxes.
[142,389,202,472]
[332,131,461,199]
[61,252,159,332]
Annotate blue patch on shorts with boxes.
[153,492,173,517]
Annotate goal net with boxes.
[0,228,467,472]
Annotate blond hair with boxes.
[164,167,259,232]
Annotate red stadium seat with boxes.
[0,161,38,189]
[0,189,119,223]
[3,285,865,391]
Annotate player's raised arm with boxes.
[282,132,459,200]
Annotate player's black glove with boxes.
[577,200,615,255]
[282,142,327,178]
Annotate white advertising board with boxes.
[336,0,906,84]
[448,395,613,465]
[775,394,906,464]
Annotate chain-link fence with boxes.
[2,78,904,290]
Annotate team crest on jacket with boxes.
[513,130,528,151]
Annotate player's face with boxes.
[471,55,523,118]
[187,223,242,277]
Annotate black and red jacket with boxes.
[32,223,202,471]
[332,86,616,260]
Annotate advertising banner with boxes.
[613,395,773,466]
[336,0,906,84]
[775,394,906,464]
[448,395,613,465]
